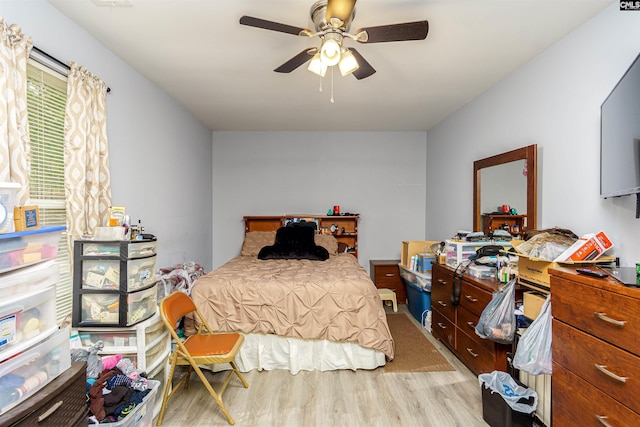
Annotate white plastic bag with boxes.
[513,295,552,375]
[475,278,516,344]
[478,370,538,413]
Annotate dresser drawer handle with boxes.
[595,364,628,383]
[596,415,614,427]
[594,312,626,327]
[437,279,447,285]
[466,348,479,358]
[385,273,396,277]
[38,400,63,422]
[437,300,447,307]
[464,295,478,303]
[466,321,475,329]
[437,322,447,330]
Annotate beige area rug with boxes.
[384,313,455,373]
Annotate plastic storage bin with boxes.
[100,380,160,427]
[0,226,65,274]
[0,327,72,415]
[0,259,60,297]
[77,284,157,327]
[404,280,432,324]
[80,239,157,258]
[0,286,58,363]
[0,182,20,234]
[446,240,512,268]
[81,256,156,292]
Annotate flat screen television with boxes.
[600,52,640,199]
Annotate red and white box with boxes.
[554,231,613,262]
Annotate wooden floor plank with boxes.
[156,305,490,427]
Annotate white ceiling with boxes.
[47,0,613,132]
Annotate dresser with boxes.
[0,362,87,426]
[369,259,407,304]
[430,262,510,375]
[551,267,640,426]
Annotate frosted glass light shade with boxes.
[307,53,327,76]
[338,50,359,76]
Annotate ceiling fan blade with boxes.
[348,48,376,80]
[239,15,312,37]
[326,0,357,28]
[274,48,317,73]
[356,20,429,43]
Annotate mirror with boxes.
[473,144,537,234]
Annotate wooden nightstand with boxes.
[369,259,407,304]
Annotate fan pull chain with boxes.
[318,74,323,93]
[330,66,335,103]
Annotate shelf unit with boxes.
[481,214,527,238]
[244,215,359,258]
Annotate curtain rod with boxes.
[32,46,111,93]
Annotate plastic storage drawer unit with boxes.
[0,328,72,415]
[0,286,58,363]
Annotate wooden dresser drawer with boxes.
[459,280,492,317]
[457,306,493,352]
[0,362,88,426]
[552,275,640,355]
[431,265,455,322]
[553,362,640,427]
[553,319,640,412]
[457,328,494,375]
[432,309,455,350]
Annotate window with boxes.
[26,59,71,324]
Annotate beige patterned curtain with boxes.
[0,18,32,204]
[64,61,112,245]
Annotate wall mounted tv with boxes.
[600,52,640,201]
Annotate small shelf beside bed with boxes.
[244,214,359,259]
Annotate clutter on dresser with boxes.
[513,228,615,292]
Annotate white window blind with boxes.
[26,59,72,325]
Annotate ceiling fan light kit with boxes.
[239,0,428,98]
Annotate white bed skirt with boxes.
[209,333,386,375]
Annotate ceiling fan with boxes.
[239,0,429,80]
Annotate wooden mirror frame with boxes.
[473,144,537,233]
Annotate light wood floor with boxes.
[155,305,490,427]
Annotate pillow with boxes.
[241,231,276,256]
[314,234,339,255]
[258,226,329,261]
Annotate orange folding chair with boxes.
[156,292,248,425]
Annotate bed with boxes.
[189,228,394,374]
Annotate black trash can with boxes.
[479,371,537,427]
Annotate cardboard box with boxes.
[14,206,40,232]
[401,240,439,267]
[554,231,613,262]
[523,291,546,320]
[514,240,614,291]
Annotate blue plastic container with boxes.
[405,281,431,323]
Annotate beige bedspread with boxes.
[190,253,394,360]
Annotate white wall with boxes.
[212,132,427,271]
[426,4,640,267]
[4,0,213,270]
